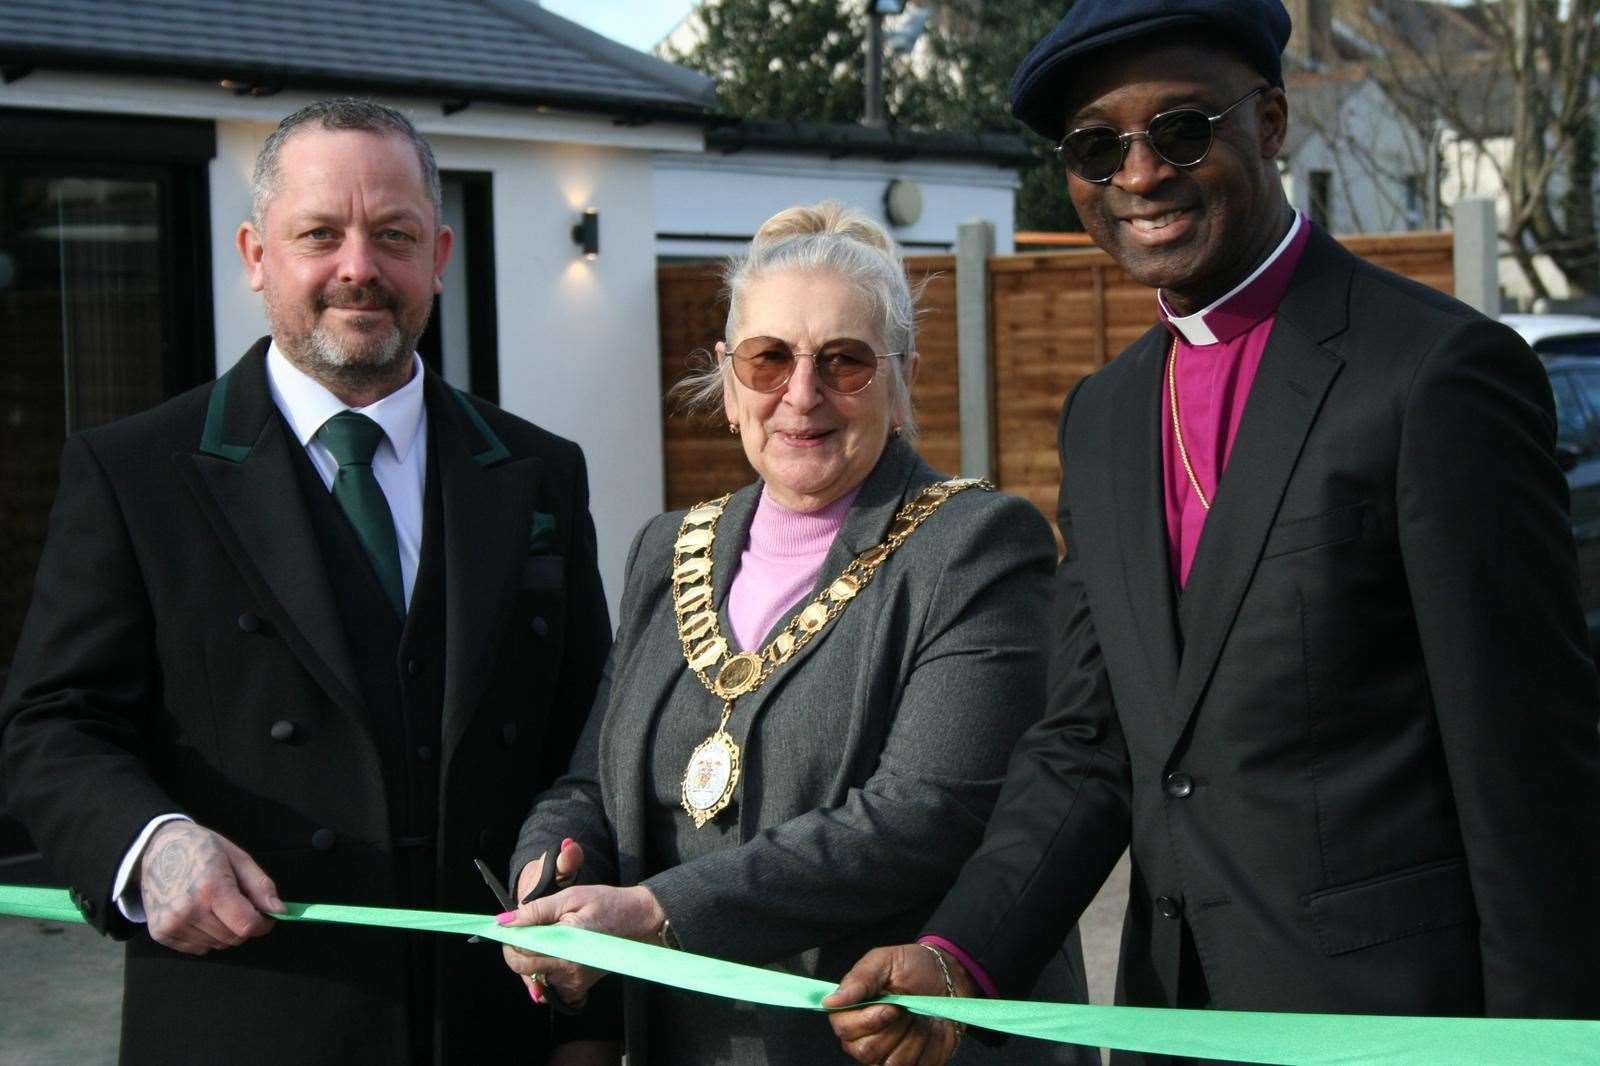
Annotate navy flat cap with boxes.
[1010,0,1293,142]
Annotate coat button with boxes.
[406,658,422,677]
[416,745,434,763]
[237,612,261,633]
[1156,895,1181,920]
[530,616,549,637]
[311,828,337,852]
[500,723,518,748]
[1164,772,1194,798]
[269,720,297,743]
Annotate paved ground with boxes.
[0,851,1130,1063]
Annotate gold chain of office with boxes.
[1166,335,1212,512]
[670,477,993,827]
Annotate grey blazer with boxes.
[514,438,1093,1064]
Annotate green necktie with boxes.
[316,411,405,618]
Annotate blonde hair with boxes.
[673,201,920,439]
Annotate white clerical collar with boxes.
[265,342,426,463]
[1159,212,1305,346]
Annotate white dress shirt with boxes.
[112,344,430,920]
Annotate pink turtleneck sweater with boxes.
[727,486,859,652]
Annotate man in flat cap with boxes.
[828,1,1600,1061]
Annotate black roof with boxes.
[0,0,715,123]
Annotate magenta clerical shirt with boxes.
[1161,213,1309,586]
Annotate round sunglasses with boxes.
[1054,86,1268,184]
[725,336,903,395]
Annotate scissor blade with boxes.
[474,858,516,912]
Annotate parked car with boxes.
[1503,313,1600,358]
[1530,354,1600,654]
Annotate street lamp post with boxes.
[863,0,907,128]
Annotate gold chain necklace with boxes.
[1165,336,1211,511]
[670,477,992,827]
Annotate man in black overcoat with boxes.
[0,100,613,1065]
[828,2,1600,1062]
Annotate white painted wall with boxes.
[653,151,1020,259]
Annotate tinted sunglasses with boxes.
[726,336,903,395]
[1054,86,1268,184]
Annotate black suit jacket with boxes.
[928,231,1600,1038]
[0,340,611,1064]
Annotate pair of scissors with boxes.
[473,851,581,1014]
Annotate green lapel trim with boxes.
[199,365,252,463]
[528,511,558,552]
[449,387,512,468]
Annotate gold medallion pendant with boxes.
[669,478,990,827]
[681,727,741,828]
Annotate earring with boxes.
[892,425,903,437]
[728,423,739,435]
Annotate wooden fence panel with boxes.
[657,262,741,510]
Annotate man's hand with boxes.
[137,820,283,955]
[824,944,970,1066]
[499,839,666,1007]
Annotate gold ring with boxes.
[530,972,544,986]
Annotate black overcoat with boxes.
[928,230,1600,1055]
[0,340,611,1064]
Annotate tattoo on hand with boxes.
[141,823,230,931]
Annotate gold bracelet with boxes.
[918,943,966,1050]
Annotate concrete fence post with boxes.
[1452,198,1501,317]
[955,220,995,480]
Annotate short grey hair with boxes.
[673,201,922,440]
[251,98,442,227]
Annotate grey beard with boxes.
[298,318,415,387]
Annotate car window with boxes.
[1536,334,1600,358]
[1548,371,1587,451]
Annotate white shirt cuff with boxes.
[113,814,192,922]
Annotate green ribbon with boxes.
[3,885,1594,1064]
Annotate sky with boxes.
[541,0,699,53]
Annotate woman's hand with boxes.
[499,839,668,1007]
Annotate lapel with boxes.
[176,338,366,720]
[1166,230,1353,753]
[431,375,542,767]
[729,438,927,830]
[1109,327,1182,714]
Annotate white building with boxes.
[0,0,1027,634]
[1278,0,1597,310]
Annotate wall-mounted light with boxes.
[572,208,599,260]
[884,179,923,227]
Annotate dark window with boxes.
[1535,334,1600,359]
[1551,372,1593,453]
[1403,174,1424,230]
[1309,170,1333,230]
[0,108,214,674]
[416,171,498,402]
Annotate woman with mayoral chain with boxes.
[498,202,1092,1065]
